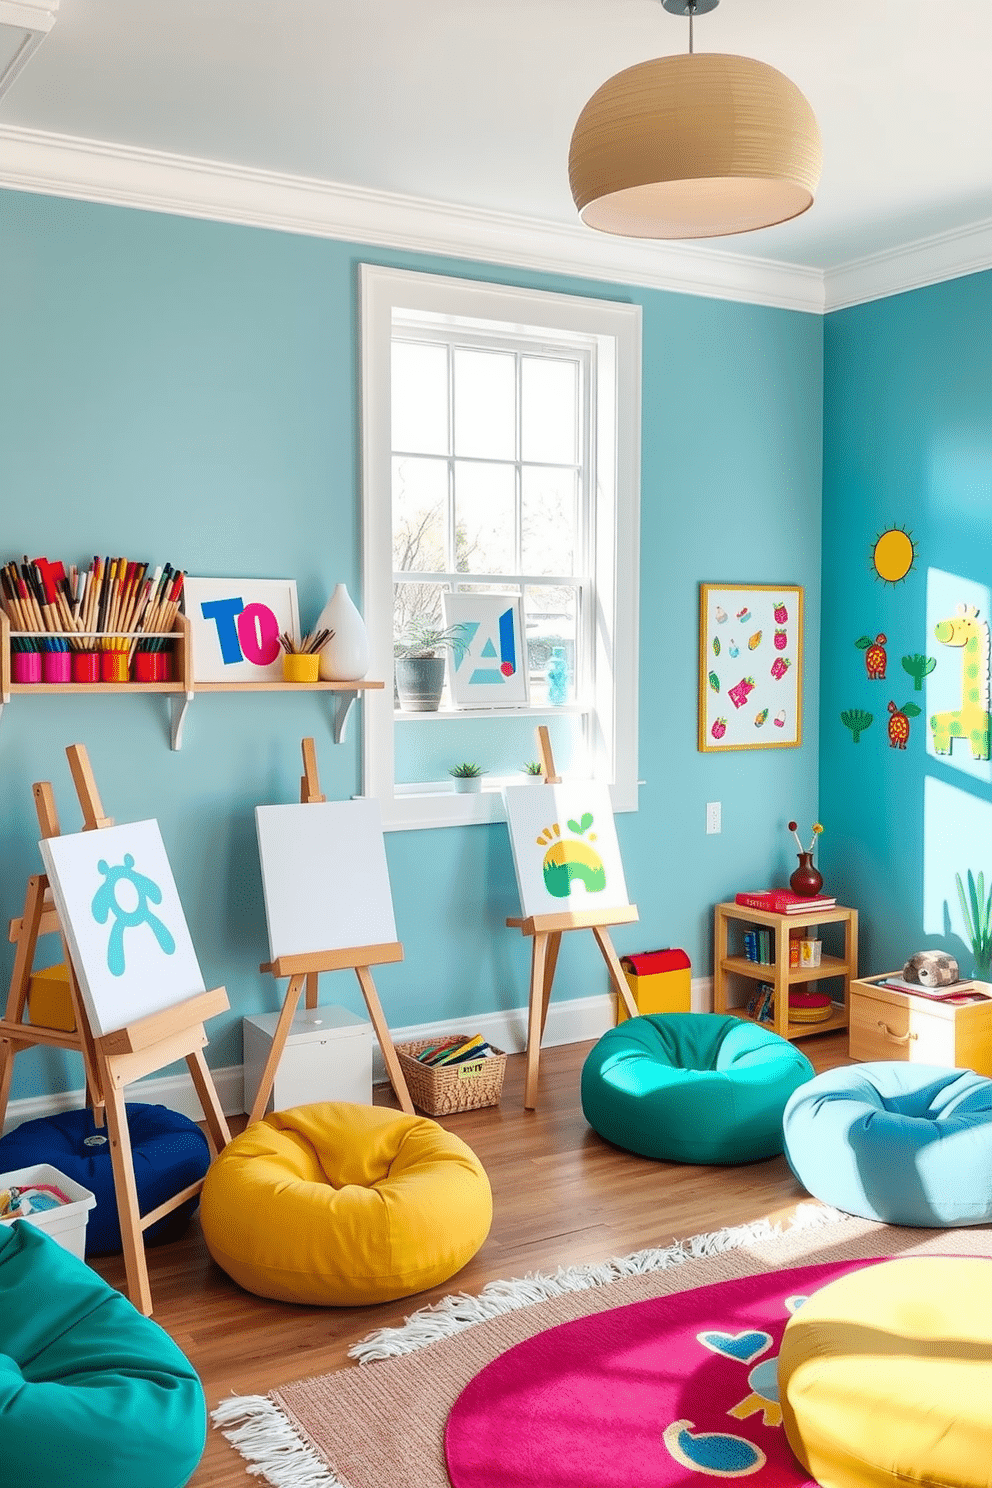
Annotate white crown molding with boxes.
[2,124,988,316]
[0,123,824,313]
[823,218,992,312]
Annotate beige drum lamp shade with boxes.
[568,52,822,239]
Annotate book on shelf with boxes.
[735,889,837,915]
[745,984,775,1023]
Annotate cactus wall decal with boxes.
[901,653,936,691]
[841,708,874,743]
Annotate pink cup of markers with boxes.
[13,651,42,683]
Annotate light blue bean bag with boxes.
[581,1013,815,1164]
[783,1061,992,1226]
[0,1220,206,1488]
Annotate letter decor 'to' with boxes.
[200,597,281,668]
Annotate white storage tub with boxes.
[0,1162,96,1259]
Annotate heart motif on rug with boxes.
[697,1328,771,1363]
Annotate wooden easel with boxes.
[248,737,414,1125]
[0,743,231,1317]
[507,727,640,1110]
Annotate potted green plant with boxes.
[521,761,544,782]
[955,870,992,978]
[393,621,468,712]
[449,762,486,793]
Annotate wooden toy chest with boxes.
[849,975,992,1075]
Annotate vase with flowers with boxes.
[788,820,824,896]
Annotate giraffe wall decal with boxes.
[929,603,991,760]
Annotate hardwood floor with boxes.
[89,1030,853,1487]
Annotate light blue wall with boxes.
[0,191,823,1099]
[820,270,992,975]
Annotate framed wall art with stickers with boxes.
[698,584,803,752]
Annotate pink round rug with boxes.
[445,1258,887,1486]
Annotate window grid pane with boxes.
[391,333,588,714]
[453,347,516,460]
[391,340,449,455]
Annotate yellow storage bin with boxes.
[27,964,76,1033]
[618,948,691,1023]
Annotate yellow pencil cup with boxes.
[283,653,321,683]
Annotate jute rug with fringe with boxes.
[213,1204,992,1488]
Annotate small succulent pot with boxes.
[450,764,485,793]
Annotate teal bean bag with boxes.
[783,1061,992,1226]
[0,1220,205,1488]
[581,1012,815,1164]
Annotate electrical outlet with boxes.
[706,801,722,835]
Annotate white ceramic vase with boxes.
[316,584,369,681]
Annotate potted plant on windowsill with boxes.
[521,761,544,782]
[449,762,486,793]
[393,621,468,712]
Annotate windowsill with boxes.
[394,703,588,721]
[382,777,635,831]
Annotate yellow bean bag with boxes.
[779,1257,992,1488]
[200,1102,492,1305]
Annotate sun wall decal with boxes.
[871,525,917,585]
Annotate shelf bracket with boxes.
[170,692,194,751]
[333,689,359,744]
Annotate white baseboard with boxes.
[1,979,713,1132]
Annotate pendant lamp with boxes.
[568,0,821,240]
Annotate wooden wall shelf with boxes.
[0,611,383,749]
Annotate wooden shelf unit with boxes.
[713,899,859,1042]
[0,611,383,749]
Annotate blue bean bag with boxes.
[0,1219,205,1488]
[783,1061,992,1226]
[581,1012,815,1164]
[0,1104,210,1256]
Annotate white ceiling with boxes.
[2,0,992,297]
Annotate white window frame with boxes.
[360,264,641,831]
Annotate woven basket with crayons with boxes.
[395,1033,506,1115]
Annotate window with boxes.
[360,266,641,830]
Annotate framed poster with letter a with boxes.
[443,592,529,708]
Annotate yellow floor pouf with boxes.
[200,1102,492,1305]
[779,1257,992,1488]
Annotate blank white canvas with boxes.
[503,782,630,920]
[255,799,397,959]
[39,819,206,1037]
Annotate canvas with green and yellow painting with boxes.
[503,782,630,919]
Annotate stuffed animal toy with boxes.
[902,950,959,987]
